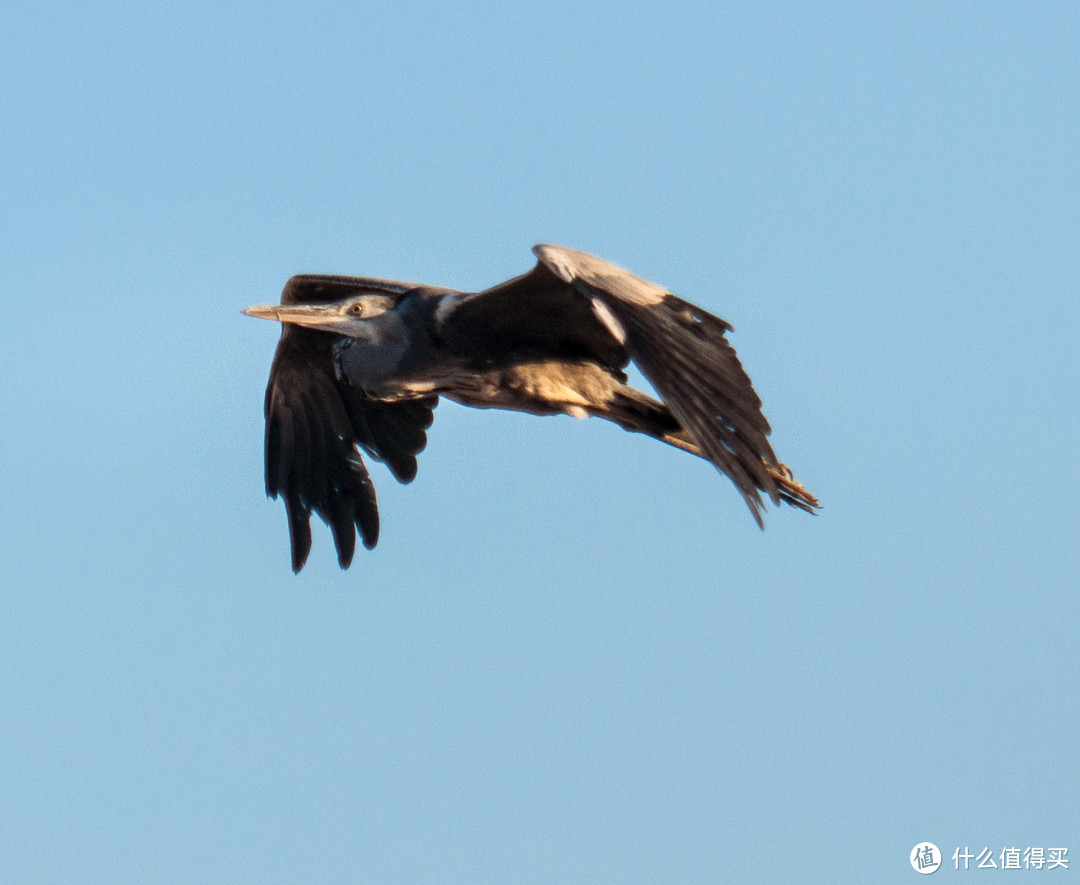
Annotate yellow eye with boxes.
[348,302,364,315]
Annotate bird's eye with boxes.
[348,303,364,315]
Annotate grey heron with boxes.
[244,244,818,572]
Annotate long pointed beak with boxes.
[242,302,345,330]
[242,304,284,321]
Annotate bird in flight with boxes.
[244,245,818,572]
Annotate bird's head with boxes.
[243,292,400,341]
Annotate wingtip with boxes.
[747,497,766,530]
[285,497,313,574]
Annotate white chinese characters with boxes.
[951,846,1069,871]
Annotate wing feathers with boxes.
[345,397,436,484]
[284,495,312,574]
[260,325,431,572]
[533,245,792,524]
[629,326,778,521]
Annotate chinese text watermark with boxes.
[953,846,1069,871]
[910,843,1069,874]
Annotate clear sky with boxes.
[2,2,1077,882]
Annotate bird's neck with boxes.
[333,313,410,395]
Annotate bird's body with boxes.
[245,245,818,571]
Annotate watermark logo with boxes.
[911,843,1070,873]
[912,843,942,874]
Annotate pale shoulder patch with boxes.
[532,244,668,306]
[532,244,577,283]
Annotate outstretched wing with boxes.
[533,244,780,523]
[445,245,782,525]
[260,276,436,572]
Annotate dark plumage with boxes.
[245,245,818,571]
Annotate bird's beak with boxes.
[242,302,346,331]
[242,304,284,321]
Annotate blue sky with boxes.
[2,2,1077,882]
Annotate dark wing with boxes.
[436,259,629,373]
[446,245,782,525]
[541,245,781,521]
[261,276,436,572]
